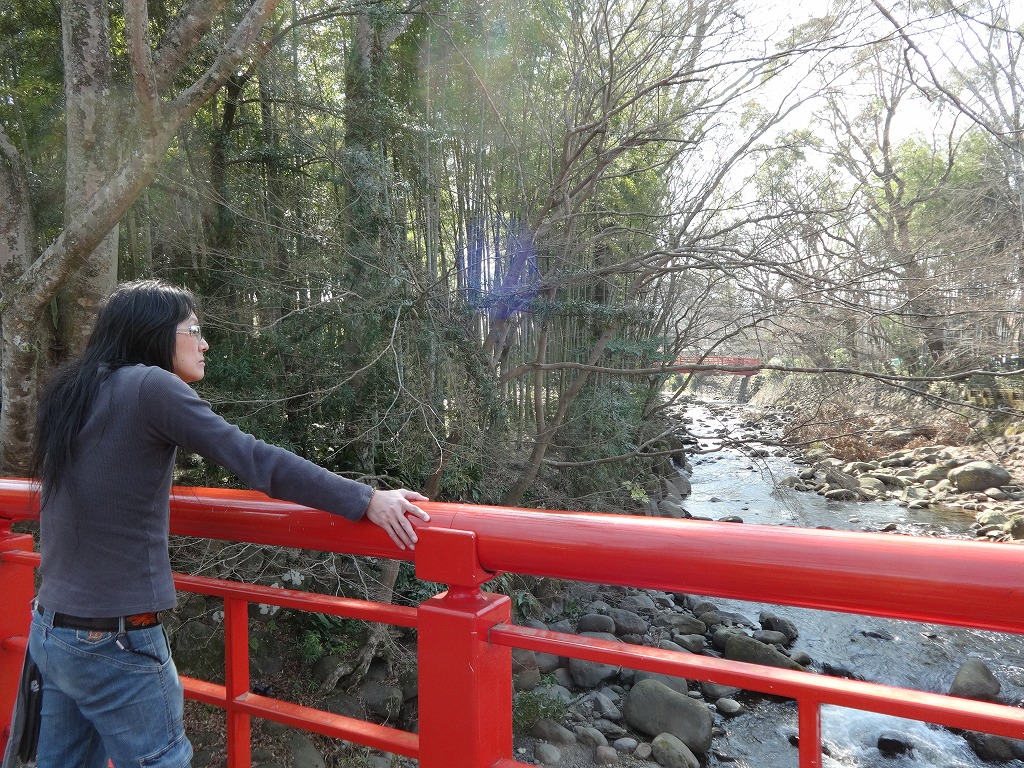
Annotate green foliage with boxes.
[511,690,568,734]
[295,613,366,664]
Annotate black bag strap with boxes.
[16,652,43,764]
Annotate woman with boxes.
[23,279,429,768]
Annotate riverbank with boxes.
[741,373,1024,543]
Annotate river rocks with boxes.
[576,725,609,748]
[857,476,887,496]
[963,731,1024,762]
[914,464,951,482]
[284,731,327,768]
[655,613,706,635]
[579,613,617,633]
[752,629,789,646]
[634,670,689,695]
[606,607,649,636]
[786,439,1024,541]
[532,717,578,746]
[622,679,714,754]
[650,732,700,768]
[659,498,690,518]
[534,742,562,765]
[949,657,1002,702]
[722,633,805,672]
[513,648,543,691]
[948,461,1011,492]
[594,745,619,764]
[824,488,859,501]
[359,680,403,721]
[759,611,799,641]
[673,634,706,653]
[715,697,744,716]
[701,680,741,700]
[877,732,912,757]
[570,632,622,687]
[501,397,1024,767]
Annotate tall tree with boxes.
[0,0,282,473]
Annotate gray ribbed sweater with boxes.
[37,364,373,617]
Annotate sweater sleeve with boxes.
[140,367,373,520]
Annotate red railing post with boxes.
[224,596,252,768]
[416,527,512,768]
[0,521,35,754]
[798,697,823,768]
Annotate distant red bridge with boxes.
[674,355,762,375]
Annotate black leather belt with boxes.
[37,604,161,631]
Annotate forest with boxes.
[1,0,1022,512]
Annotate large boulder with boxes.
[723,633,805,672]
[578,613,617,634]
[948,461,1011,492]
[634,670,689,695]
[606,607,649,636]
[963,732,1024,762]
[914,464,950,483]
[949,657,1001,702]
[622,679,713,754]
[658,498,690,518]
[359,680,403,721]
[654,613,706,635]
[569,632,621,688]
[857,476,887,496]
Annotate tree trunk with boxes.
[0,0,283,471]
[0,128,38,476]
[57,0,121,358]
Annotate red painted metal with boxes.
[224,597,252,768]
[674,355,762,375]
[0,518,34,753]
[490,625,1024,738]
[1,476,1023,768]
[417,528,513,768]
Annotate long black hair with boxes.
[32,280,197,497]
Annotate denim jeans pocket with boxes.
[75,629,115,646]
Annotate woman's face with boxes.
[172,313,209,383]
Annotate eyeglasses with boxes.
[176,324,203,343]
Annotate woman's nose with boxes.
[200,338,210,351]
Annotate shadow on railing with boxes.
[1,477,1022,768]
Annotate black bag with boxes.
[16,653,43,764]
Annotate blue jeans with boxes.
[29,608,193,768]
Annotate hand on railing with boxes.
[365,489,430,550]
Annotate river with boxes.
[678,399,1024,768]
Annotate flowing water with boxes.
[679,399,1024,768]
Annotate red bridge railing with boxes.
[1,477,1022,768]
[674,355,762,375]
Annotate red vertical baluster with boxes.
[416,527,512,768]
[224,597,252,768]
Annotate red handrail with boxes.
[1,477,1022,768]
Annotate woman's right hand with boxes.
[364,489,430,550]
